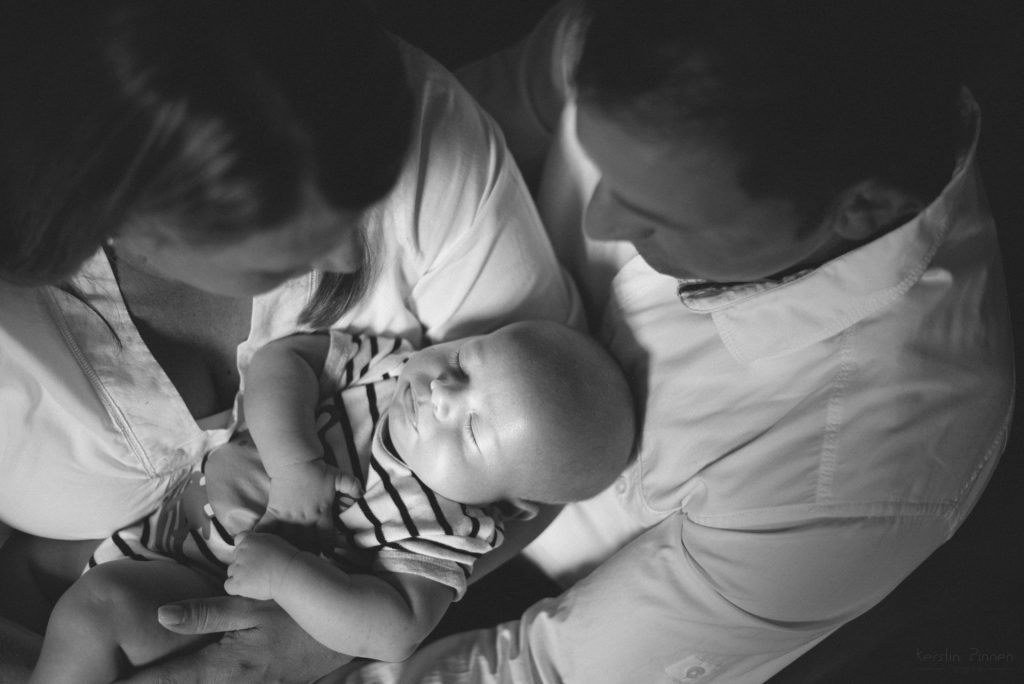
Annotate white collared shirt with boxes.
[522,27,1014,684]
[529,90,1013,568]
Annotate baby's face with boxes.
[387,327,549,506]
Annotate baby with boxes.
[30,320,635,683]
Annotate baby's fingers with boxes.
[224,552,268,600]
[223,557,245,594]
[223,569,251,598]
[334,473,363,511]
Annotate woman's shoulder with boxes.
[0,282,61,350]
[395,37,505,168]
[371,39,516,248]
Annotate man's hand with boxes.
[225,531,299,601]
[116,595,354,683]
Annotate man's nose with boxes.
[584,183,649,242]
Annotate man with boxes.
[117,1,1014,681]
[330,1,1012,682]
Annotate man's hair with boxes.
[575,0,964,226]
[1,0,412,326]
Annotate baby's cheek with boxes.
[410,455,445,494]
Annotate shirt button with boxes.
[614,477,627,494]
[686,666,706,679]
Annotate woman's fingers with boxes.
[119,600,352,684]
[156,595,269,635]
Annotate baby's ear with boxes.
[494,499,539,521]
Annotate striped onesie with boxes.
[89,332,506,600]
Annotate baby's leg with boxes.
[0,531,101,634]
[29,559,221,684]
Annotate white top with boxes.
[338,4,1016,682]
[525,99,1015,593]
[0,41,579,543]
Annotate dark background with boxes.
[372,2,1024,681]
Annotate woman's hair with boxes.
[574,0,964,227]
[1,0,412,326]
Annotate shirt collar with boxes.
[53,248,219,458]
[378,412,405,464]
[676,90,982,363]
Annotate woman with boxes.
[0,0,578,680]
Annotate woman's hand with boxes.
[116,596,353,683]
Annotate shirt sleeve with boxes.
[336,510,950,683]
[389,43,584,344]
[524,512,951,683]
[540,509,946,679]
[455,0,582,189]
[341,445,504,601]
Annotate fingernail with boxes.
[158,605,184,625]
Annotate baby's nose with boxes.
[429,378,463,418]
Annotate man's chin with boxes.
[636,253,697,280]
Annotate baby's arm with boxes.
[225,532,452,662]
[246,334,358,536]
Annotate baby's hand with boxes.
[260,460,335,524]
[224,531,299,600]
[258,460,336,541]
[257,460,362,552]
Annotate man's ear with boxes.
[830,179,925,241]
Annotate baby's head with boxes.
[387,320,635,511]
